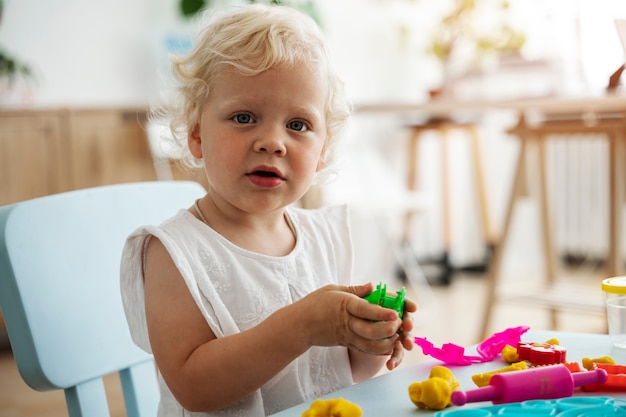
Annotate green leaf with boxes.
[180,0,207,18]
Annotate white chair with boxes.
[0,181,206,417]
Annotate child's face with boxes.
[189,62,328,215]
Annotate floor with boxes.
[0,263,607,416]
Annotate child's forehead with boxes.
[210,61,326,88]
[204,64,328,114]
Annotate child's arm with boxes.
[143,238,403,413]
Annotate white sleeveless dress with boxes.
[120,204,355,416]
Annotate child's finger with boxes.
[349,297,400,323]
[343,282,375,298]
[404,298,418,313]
[386,340,404,370]
[349,315,401,340]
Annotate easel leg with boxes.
[440,127,453,285]
[469,125,495,260]
[402,128,421,242]
[537,135,559,329]
[479,137,528,340]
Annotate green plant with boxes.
[0,50,32,84]
[0,0,34,85]
[180,0,208,18]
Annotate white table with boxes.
[270,330,626,416]
[354,93,626,118]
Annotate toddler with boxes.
[121,4,416,416]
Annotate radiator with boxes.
[547,135,610,263]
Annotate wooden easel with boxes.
[479,66,626,339]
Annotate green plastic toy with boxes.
[363,281,406,319]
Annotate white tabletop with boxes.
[270,330,626,416]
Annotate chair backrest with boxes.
[0,181,206,417]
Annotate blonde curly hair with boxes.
[153,4,351,178]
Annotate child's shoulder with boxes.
[286,204,350,234]
[160,208,194,226]
[287,203,348,221]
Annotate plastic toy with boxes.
[475,326,530,360]
[414,326,529,365]
[582,356,615,370]
[472,361,528,387]
[435,396,626,416]
[408,365,459,410]
[301,398,362,417]
[562,361,582,373]
[501,344,519,363]
[362,281,405,319]
[517,341,567,365]
[582,362,626,392]
[414,337,483,365]
[476,354,622,393]
[451,364,608,406]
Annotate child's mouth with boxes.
[247,170,284,188]
[253,170,279,177]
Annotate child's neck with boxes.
[194,197,296,256]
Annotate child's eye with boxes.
[287,120,307,132]
[233,114,254,124]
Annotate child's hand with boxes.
[296,283,404,356]
[386,295,417,370]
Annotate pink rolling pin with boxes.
[451,364,607,406]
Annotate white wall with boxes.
[3,0,626,106]
[0,0,199,107]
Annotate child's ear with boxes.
[316,141,329,172]
[188,123,203,158]
[316,156,326,172]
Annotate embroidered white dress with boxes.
[120,205,354,416]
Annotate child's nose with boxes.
[254,129,287,155]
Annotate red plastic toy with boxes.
[582,363,626,392]
[517,341,567,365]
